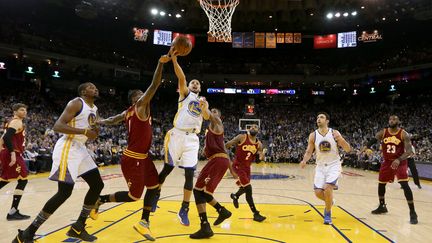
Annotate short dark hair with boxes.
[12,103,27,111]
[318,112,330,121]
[77,82,93,96]
[128,89,142,104]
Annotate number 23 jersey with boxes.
[381,128,405,163]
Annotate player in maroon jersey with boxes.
[0,103,31,221]
[225,124,266,222]
[367,115,418,224]
[93,54,171,241]
[189,99,234,239]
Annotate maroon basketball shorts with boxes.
[195,157,230,194]
[0,151,27,181]
[233,163,251,187]
[378,160,408,183]
[121,154,159,200]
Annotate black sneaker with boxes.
[230,193,239,209]
[253,211,266,222]
[417,185,422,189]
[12,229,34,243]
[7,210,31,221]
[410,211,418,224]
[66,221,97,242]
[214,207,232,226]
[189,222,214,239]
[371,204,388,214]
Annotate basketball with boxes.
[171,35,192,56]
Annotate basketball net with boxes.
[199,0,239,42]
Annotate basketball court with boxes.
[2,162,431,242]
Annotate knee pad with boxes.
[193,189,206,204]
[184,168,195,191]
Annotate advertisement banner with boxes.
[255,32,265,48]
[358,30,383,43]
[294,33,302,43]
[232,32,244,48]
[133,28,149,42]
[313,34,337,49]
[244,32,254,48]
[266,33,276,48]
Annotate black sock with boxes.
[10,195,23,213]
[378,183,386,205]
[77,205,92,224]
[27,211,51,236]
[213,202,223,212]
[142,209,150,221]
[244,185,257,213]
[100,194,111,203]
[379,198,385,206]
[199,212,208,224]
[182,201,190,208]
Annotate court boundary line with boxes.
[132,233,285,243]
[338,206,395,243]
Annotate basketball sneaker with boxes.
[66,221,97,242]
[133,219,155,241]
[7,210,30,221]
[89,199,103,220]
[151,191,160,212]
[12,229,34,243]
[324,209,332,225]
[253,211,266,222]
[214,207,232,226]
[189,222,214,239]
[410,211,418,224]
[178,206,190,226]
[371,204,388,214]
[230,193,239,208]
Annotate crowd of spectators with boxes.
[1,84,431,175]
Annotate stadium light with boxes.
[335,12,341,18]
[353,89,358,95]
[175,13,181,18]
[160,11,166,16]
[52,71,60,78]
[326,13,333,19]
[390,85,396,91]
[151,8,158,15]
[0,62,5,70]
[343,12,349,17]
[25,66,34,74]
[370,87,376,94]
[351,11,357,16]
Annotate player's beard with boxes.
[389,123,398,129]
[249,130,258,136]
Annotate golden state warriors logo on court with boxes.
[187,101,202,117]
[319,141,331,152]
[88,113,97,126]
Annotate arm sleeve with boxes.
[3,127,16,153]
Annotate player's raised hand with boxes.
[199,97,208,110]
[159,54,171,64]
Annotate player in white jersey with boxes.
[300,112,351,225]
[14,83,104,243]
[154,50,209,226]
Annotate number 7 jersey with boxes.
[234,134,259,168]
[381,128,405,163]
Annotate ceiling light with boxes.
[382,17,386,21]
[269,15,273,18]
[343,12,348,17]
[160,11,166,16]
[310,13,314,16]
[361,6,365,9]
[351,11,357,16]
[335,12,341,17]
[181,9,185,12]
[168,13,172,17]
[175,13,181,18]
[326,13,333,19]
[151,8,158,15]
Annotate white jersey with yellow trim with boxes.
[314,128,341,166]
[59,97,98,144]
[173,91,203,133]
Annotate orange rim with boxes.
[198,0,239,9]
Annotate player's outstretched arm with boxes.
[366,129,385,149]
[136,55,171,108]
[300,132,315,168]
[225,134,243,150]
[98,111,126,126]
[333,130,351,153]
[53,98,98,140]
[391,130,415,169]
[171,52,189,99]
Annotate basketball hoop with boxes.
[199,0,239,42]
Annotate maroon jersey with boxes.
[382,128,405,163]
[204,128,226,159]
[234,134,259,167]
[123,105,152,159]
[2,119,25,153]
